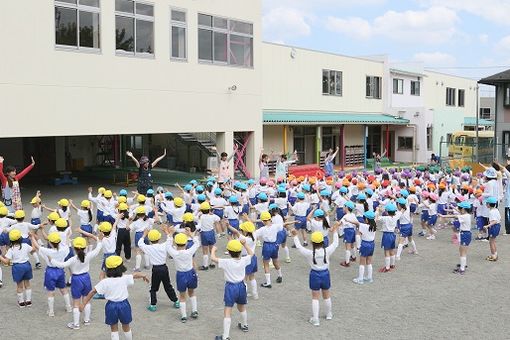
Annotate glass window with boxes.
[322,70,329,94]
[115,0,134,13]
[398,137,413,150]
[213,17,228,29]
[229,34,252,66]
[198,14,212,27]
[214,32,228,62]
[458,89,465,107]
[198,29,213,60]
[322,70,342,96]
[136,2,153,16]
[480,108,491,120]
[230,20,253,35]
[59,0,77,4]
[446,87,456,106]
[171,10,186,22]
[171,26,186,59]
[116,16,134,52]
[411,80,420,96]
[505,85,510,106]
[393,78,403,94]
[136,19,154,53]
[427,126,433,151]
[366,76,382,99]
[116,1,154,56]
[55,1,100,49]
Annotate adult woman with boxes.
[323,147,339,177]
[126,149,166,195]
[0,156,35,213]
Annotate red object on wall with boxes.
[288,164,325,178]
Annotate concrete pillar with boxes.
[216,131,234,179]
[246,130,262,179]
[316,126,322,164]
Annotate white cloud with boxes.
[326,17,372,40]
[496,35,510,51]
[413,52,457,66]
[262,7,311,43]
[479,34,489,44]
[420,0,510,26]
[263,0,387,12]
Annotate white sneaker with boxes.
[364,278,374,283]
[285,257,291,263]
[325,314,333,320]
[308,318,320,326]
[66,306,72,313]
[352,278,364,285]
[47,310,55,317]
[83,320,91,326]
[224,251,229,255]
[426,235,436,240]
[252,294,259,300]
[67,322,80,330]
[396,256,401,261]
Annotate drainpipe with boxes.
[406,124,417,164]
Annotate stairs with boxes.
[176,133,217,156]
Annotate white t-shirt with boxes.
[218,256,252,283]
[77,209,92,225]
[310,219,328,236]
[489,208,501,223]
[254,224,284,243]
[358,223,376,242]
[292,201,310,217]
[397,208,411,224]
[378,215,398,232]
[138,239,168,266]
[31,206,43,219]
[0,217,16,234]
[95,275,134,302]
[102,230,117,254]
[223,206,241,220]
[39,245,70,265]
[5,243,32,263]
[198,214,220,232]
[7,222,39,238]
[239,234,256,257]
[457,214,472,232]
[51,242,103,274]
[131,218,153,233]
[340,212,357,229]
[293,233,339,271]
[167,236,201,272]
[274,197,288,210]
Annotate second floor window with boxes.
[393,78,403,94]
[411,80,420,96]
[505,85,510,107]
[171,9,187,60]
[55,0,100,50]
[446,87,456,106]
[458,89,465,107]
[366,76,382,99]
[322,70,342,96]
[115,0,154,56]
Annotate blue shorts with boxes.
[71,273,92,299]
[176,269,198,292]
[281,208,289,217]
[65,247,74,261]
[147,211,155,219]
[460,231,472,246]
[96,210,104,223]
[31,218,41,225]
[343,228,356,244]
[489,223,501,238]
[227,219,240,235]
[288,197,297,206]
[224,282,247,307]
[276,229,287,244]
[101,252,116,271]
[166,214,174,224]
[421,210,429,222]
[249,197,257,206]
[242,204,250,215]
[437,204,446,215]
[185,239,194,250]
[309,269,331,291]
[476,216,488,231]
[0,232,9,246]
[294,216,307,230]
[44,267,66,291]
[213,209,224,219]
[357,216,365,223]
[103,215,116,224]
[185,204,192,213]
[323,235,329,247]
[135,231,148,248]
[200,230,216,246]
[336,208,345,221]
[12,261,33,283]
[453,220,460,231]
[80,224,93,234]
[428,215,438,226]
[381,232,396,250]
[372,201,380,210]
[410,203,417,213]
[399,223,413,237]
[245,255,258,275]
[105,299,132,325]
[360,240,375,257]
[21,237,32,246]
[262,242,279,261]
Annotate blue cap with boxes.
[206,181,214,187]
[400,189,409,198]
[385,203,397,212]
[184,184,192,192]
[197,194,207,202]
[485,196,498,204]
[146,189,154,195]
[233,182,241,189]
[340,187,348,194]
[239,183,248,190]
[297,192,305,200]
[189,180,198,185]
[278,186,286,193]
[357,193,367,201]
[164,191,173,198]
[269,203,278,210]
[344,201,355,210]
[119,189,128,196]
[258,193,268,201]
[396,197,407,205]
[302,184,311,192]
[313,209,325,217]
[195,185,204,193]
[365,188,374,196]
[247,179,255,185]
[363,211,376,220]
[214,188,222,195]
[457,201,472,209]
[320,190,331,197]
[229,196,238,204]
[207,176,216,182]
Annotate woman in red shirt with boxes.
[0,156,35,213]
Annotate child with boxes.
[81,256,149,340]
[89,187,106,222]
[440,201,472,274]
[0,205,16,286]
[115,203,132,260]
[270,204,291,263]
[422,193,439,240]
[131,206,153,271]
[71,200,94,252]
[30,194,43,227]
[30,232,72,316]
[164,227,201,322]
[92,221,118,299]
[198,202,221,271]
[0,230,35,307]
[51,237,103,330]
[418,191,430,237]
[290,192,310,246]
[0,156,35,213]
[292,227,339,326]
[376,203,398,272]
[138,228,179,311]
[351,211,377,284]
[395,197,418,260]
[211,239,254,340]
[339,201,357,267]
[484,197,501,261]
[162,197,186,226]
[223,196,242,244]
[6,209,41,268]
[307,209,331,246]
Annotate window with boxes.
[411,81,420,96]
[446,87,456,106]
[322,70,342,96]
[198,14,253,68]
[398,136,413,151]
[393,78,403,94]
[427,126,433,151]
[115,0,154,56]
[55,0,100,50]
[458,89,465,107]
[480,108,492,120]
[366,76,382,99]
[171,9,187,60]
[504,84,510,107]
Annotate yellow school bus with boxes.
[448,130,494,163]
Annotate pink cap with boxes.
[429,193,439,201]
[335,182,342,189]
[421,191,430,198]
[259,177,267,185]
[456,195,466,202]
[291,180,298,186]
[267,180,275,187]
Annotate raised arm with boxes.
[126,151,140,168]
[15,157,35,181]
[151,148,167,168]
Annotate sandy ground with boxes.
[0,182,509,340]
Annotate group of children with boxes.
[0,163,505,339]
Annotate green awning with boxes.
[263,111,410,125]
[464,117,494,126]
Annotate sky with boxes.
[262,0,510,97]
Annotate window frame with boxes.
[410,80,421,96]
[458,89,465,107]
[170,7,187,62]
[115,0,155,58]
[426,126,433,151]
[446,87,456,106]
[504,84,510,107]
[197,12,254,68]
[54,0,101,52]
[393,78,404,95]
[397,136,413,151]
[479,107,491,120]
[322,69,343,97]
[366,75,382,99]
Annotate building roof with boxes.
[263,111,410,125]
[390,68,427,78]
[463,117,494,126]
[479,69,510,85]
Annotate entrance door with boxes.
[23,137,56,177]
[502,131,510,159]
[367,126,382,159]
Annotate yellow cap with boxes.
[73,237,87,249]
[14,210,25,219]
[311,232,324,244]
[30,197,40,204]
[47,232,61,244]
[98,187,106,194]
[240,221,255,233]
[182,212,194,223]
[226,240,243,252]
[199,202,211,211]
[260,211,271,221]
[104,190,113,198]
[48,212,60,221]
[135,206,146,215]
[81,200,91,208]
[148,229,161,242]
[58,198,69,207]
[117,196,127,204]
[105,255,123,269]
[137,194,146,203]
[55,218,67,229]
[118,202,128,211]
[0,206,8,216]
[98,222,113,233]
[9,229,22,241]
[174,233,188,245]
[174,197,184,207]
